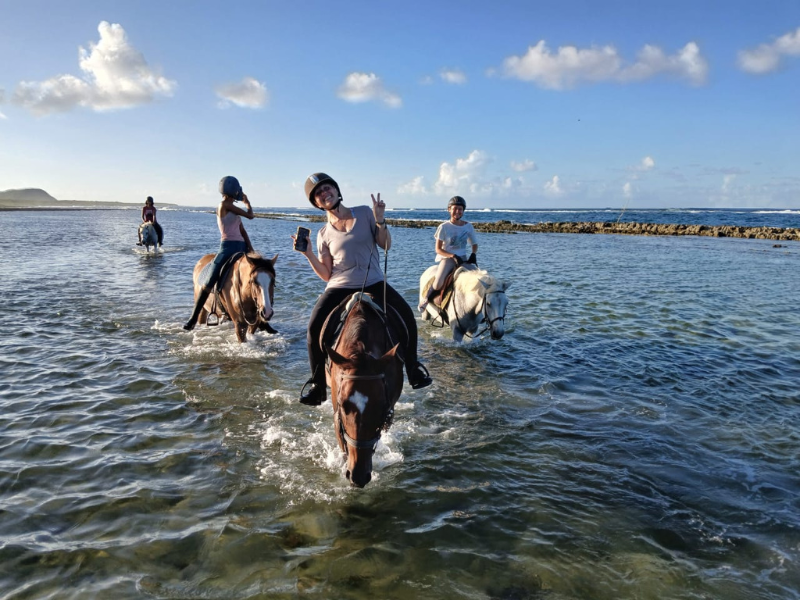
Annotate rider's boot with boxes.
[407,362,433,389]
[418,286,439,313]
[183,287,211,331]
[299,374,327,406]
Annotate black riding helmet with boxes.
[219,176,243,201]
[448,195,467,209]
[304,172,341,210]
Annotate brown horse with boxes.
[191,252,278,343]
[325,293,405,488]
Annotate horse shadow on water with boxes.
[419,264,510,342]
[191,252,278,343]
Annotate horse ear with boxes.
[379,344,404,366]
[270,254,278,266]
[326,344,349,365]
[499,280,510,292]
[480,279,490,290]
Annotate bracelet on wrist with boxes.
[377,220,386,226]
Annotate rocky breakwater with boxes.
[252,212,799,242]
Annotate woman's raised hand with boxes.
[371,193,385,223]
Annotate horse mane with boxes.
[456,268,498,294]
[338,303,384,368]
[245,252,276,275]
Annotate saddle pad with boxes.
[198,252,244,290]
[320,292,408,357]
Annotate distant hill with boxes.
[0,188,59,205]
[0,188,173,209]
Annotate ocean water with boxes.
[1,207,799,599]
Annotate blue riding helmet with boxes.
[219,176,243,201]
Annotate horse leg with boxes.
[235,322,247,343]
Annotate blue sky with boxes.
[1,0,798,208]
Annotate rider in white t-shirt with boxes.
[419,196,479,312]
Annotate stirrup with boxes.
[409,363,432,389]
[206,313,220,326]
[299,380,326,406]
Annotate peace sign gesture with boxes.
[371,193,386,223]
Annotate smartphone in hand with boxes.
[294,226,310,252]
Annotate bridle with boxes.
[335,372,395,453]
[232,263,274,327]
[459,289,507,340]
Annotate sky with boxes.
[0,0,798,209]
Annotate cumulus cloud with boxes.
[511,158,537,172]
[434,150,490,193]
[623,182,633,198]
[544,175,563,195]
[440,69,467,84]
[215,77,269,109]
[722,174,736,192]
[12,21,175,116]
[502,40,707,89]
[398,176,427,195]
[738,27,800,74]
[337,72,402,108]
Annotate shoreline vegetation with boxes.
[252,211,800,242]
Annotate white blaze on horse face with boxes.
[256,272,273,316]
[347,390,369,415]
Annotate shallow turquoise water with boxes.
[0,208,798,599]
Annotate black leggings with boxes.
[306,281,419,384]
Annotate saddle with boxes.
[320,292,408,359]
[198,252,245,326]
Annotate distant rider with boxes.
[418,195,479,312]
[138,196,164,247]
[183,176,255,331]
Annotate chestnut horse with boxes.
[325,292,404,488]
[191,252,278,343]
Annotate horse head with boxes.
[480,278,510,340]
[241,253,278,324]
[326,304,403,488]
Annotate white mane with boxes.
[455,268,498,294]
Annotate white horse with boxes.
[419,265,509,342]
[139,222,158,252]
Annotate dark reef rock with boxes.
[252,212,800,242]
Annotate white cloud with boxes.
[215,77,269,109]
[440,69,467,84]
[544,175,563,195]
[398,176,427,195]
[623,182,632,198]
[738,27,800,74]
[434,150,490,193]
[337,72,402,108]
[641,156,655,170]
[502,40,707,89]
[510,159,537,172]
[722,174,736,192]
[12,21,175,116]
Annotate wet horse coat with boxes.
[324,292,404,488]
[419,265,509,342]
[191,252,278,342]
